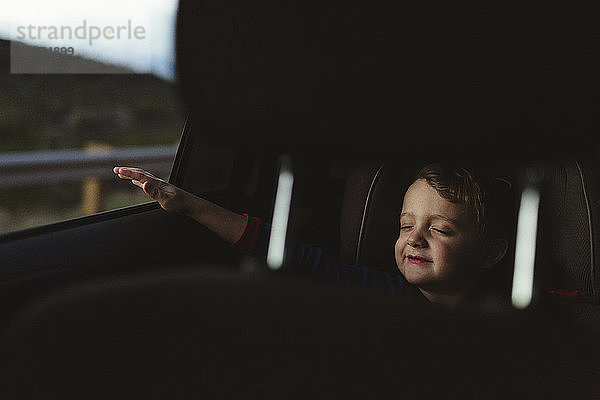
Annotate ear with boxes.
[481,239,508,269]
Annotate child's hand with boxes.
[114,166,247,244]
[113,167,188,214]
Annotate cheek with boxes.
[434,240,480,272]
[433,245,453,269]
[394,237,405,270]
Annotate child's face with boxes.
[395,179,485,296]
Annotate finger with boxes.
[114,166,149,175]
[118,173,147,181]
[114,166,145,176]
[131,179,144,189]
[115,167,156,182]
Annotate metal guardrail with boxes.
[0,145,178,188]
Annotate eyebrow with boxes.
[400,212,459,225]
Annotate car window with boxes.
[0,0,184,235]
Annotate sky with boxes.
[0,0,178,80]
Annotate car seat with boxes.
[538,158,600,330]
[339,160,419,276]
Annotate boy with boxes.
[113,163,512,307]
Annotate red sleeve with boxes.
[231,214,262,254]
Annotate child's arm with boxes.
[113,167,247,245]
[114,167,406,296]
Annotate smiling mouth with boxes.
[406,255,432,264]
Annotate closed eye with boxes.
[400,225,413,231]
[431,227,450,235]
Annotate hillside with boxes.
[0,39,185,152]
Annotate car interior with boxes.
[1,1,600,399]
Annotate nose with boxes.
[407,229,427,248]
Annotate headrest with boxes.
[176,1,600,159]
